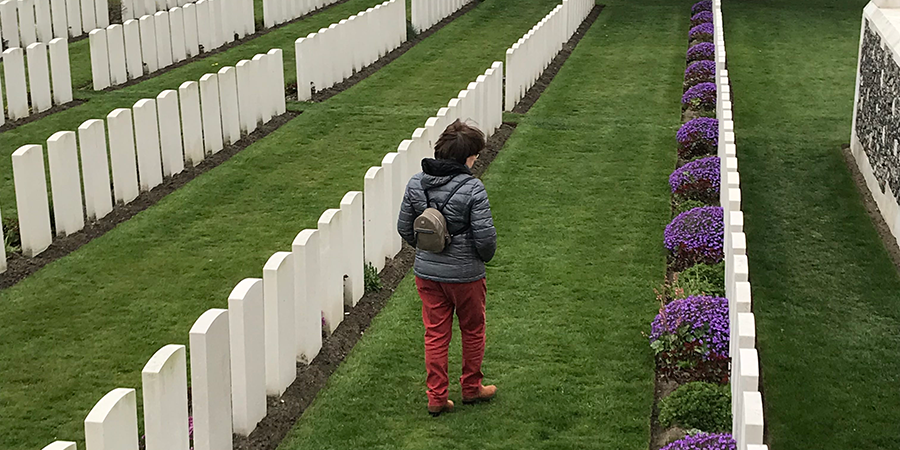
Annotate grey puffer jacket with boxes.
[398,158,497,283]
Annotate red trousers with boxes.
[415,276,487,406]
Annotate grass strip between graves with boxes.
[0,1,600,449]
[0,0,390,214]
[725,0,900,449]
[277,2,687,448]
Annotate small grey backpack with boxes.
[414,176,474,253]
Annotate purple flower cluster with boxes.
[651,296,730,359]
[685,60,716,90]
[669,156,720,200]
[689,23,715,43]
[664,206,724,268]
[691,10,713,27]
[661,433,736,450]
[682,82,717,111]
[677,117,718,159]
[691,0,712,15]
[687,42,715,64]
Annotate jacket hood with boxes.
[420,158,472,190]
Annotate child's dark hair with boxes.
[434,119,485,164]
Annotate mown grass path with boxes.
[725,1,900,448]
[278,2,687,448]
[0,1,610,449]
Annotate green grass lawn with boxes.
[0,1,605,449]
[725,1,900,448]
[278,2,688,448]
[0,0,393,214]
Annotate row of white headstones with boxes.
[409,0,471,33]
[34,5,591,449]
[503,0,592,111]
[10,49,285,264]
[0,37,72,123]
[712,2,767,450]
[88,0,254,89]
[293,0,406,100]
[0,0,108,51]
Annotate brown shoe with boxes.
[462,385,497,404]
[427,399,454,417]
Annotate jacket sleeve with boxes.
[469,180,497,262]
[398,181,418,247]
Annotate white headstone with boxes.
[267,48,286,115]
[199,73,223,154]
[195,0,210,52]
[95,0,108,27]
[251,54,271,123]
[35,0,52,42]
[363,166,385,272]
[46,131,85,236]
[318,209,344,334]
[123,19,143,78]
[78,0,95,33]
[18,0,37,45]
[3,48,29,120]
[153,11,172,68]
[264,251,296,397]
[64,0,80,36]
[235,59,256,134]
[381,152,402,257]
[106,109,140,204]
[84,388,139,450]
[291,229,322,363]
[156,89,184,176]
[106,25,127,86]
[132,99,164,191]
[26,43,52,112]
[182,2,199,57]
[89,28,110,90]
[139,14,159,73]
[0,0,19,49]
[78,120,114,220]
[178,80,204,165]
[189,309,233,450]
[168,7,185,62]
[340,191,364,306]
[293,36,312,101]
[228,278,266,437]
[12,145,53,256]
[207,0,222,49]
[48,39,72,105]
[141,345,190,450]
[217,66,240,145]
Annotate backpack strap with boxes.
[436,175,475,213]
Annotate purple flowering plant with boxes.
[685,60,716,91]
[682,82,717,113]
[687,42,715,64]
[650,296,730,383]
[661,433,736,450]
[677,118,718,160]
[670,156,720,204]
[691,0,712,15]
[664,206,724,270]
[689,23,715,43]
[691,11,713,27]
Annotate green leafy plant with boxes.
[659,381,731,432]
[673,199,708,217]
[673,262,725,298]
[3,215,21,254]
[364,262,382,293]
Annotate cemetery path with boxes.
[0,1,594,449]
[726,0,900,449]
[277,1,685,448]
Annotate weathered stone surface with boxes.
[189,309,233,450]
[263,252,296,397]
[156,89,185,176]
[106,109,140,204]
[133,99,164,191]
[178,80,204,165]
[12,145,53,256]
[84,388,139,450]
[141,345,190,450]
[78,119,114,220]
[47,131,85,235]
[228,278,266,436]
